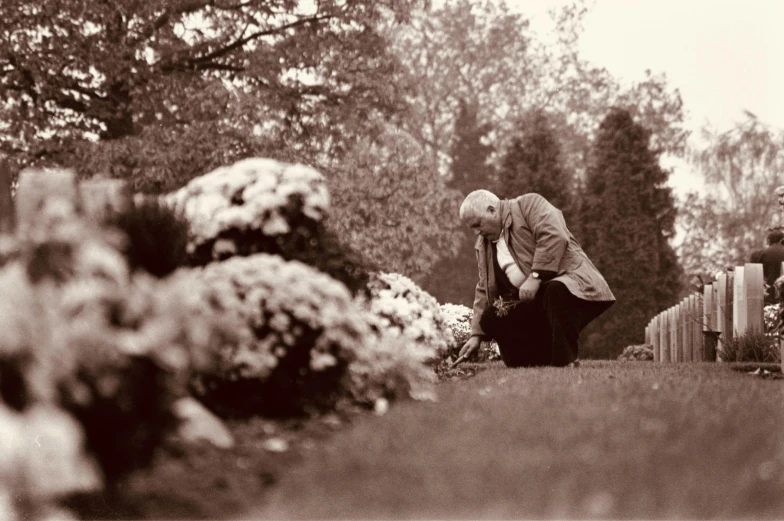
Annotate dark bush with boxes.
[107,198,189,278]
[59,355,177,488]
[720,331,780,363]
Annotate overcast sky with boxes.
[506,0,784,195]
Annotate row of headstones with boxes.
[0,160,131,235]
[644,263,775,365]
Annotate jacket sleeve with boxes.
[471,237,489,338]
[520,194,569,273]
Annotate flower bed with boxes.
[167,158,329,260]
[439,303,500,362]
[167,157,373,294]
[187,254,374,417]
[362,272,453,358]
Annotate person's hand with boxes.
[518,276,541,302]
[458,335,482,360]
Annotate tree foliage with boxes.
[0,0,423,191]
[324,123,463,284]
[390,0,689,181]
[448,99,493,195]
[677,114,784,278]
[495,110,573,219]
[581,108,682,358]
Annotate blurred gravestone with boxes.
[15,168,79,236]
[79,178,132,223]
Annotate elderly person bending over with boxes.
[458,190,615,367]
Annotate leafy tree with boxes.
[390,0,688,180]
[0,0,422,192]
[677,114,784,279]
[324,122,463,285]
[495,110,573,219]
[389,0,534,173]
[581,108,682,358]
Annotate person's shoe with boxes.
[566,359,580,368]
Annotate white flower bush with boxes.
[185,256,445,413]
[440,303,474,348]
[167,158,330,261]
[439,303,501,361]
[345,333,437,405]
[362,272,453,358]
[188,253,374,416]
[618,344,654,361]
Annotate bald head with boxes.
[459,190,503,239]
[459,190,500,221]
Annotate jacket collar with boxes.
[498,199,513,239]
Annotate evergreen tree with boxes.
[448,99,493,194]
[421,99,492,306]
[496,110,574,221]
[580,108,682,358]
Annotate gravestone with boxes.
[670,306,680,362]
[743,263,764,334]
[660,309,670,363]
[702,286,717,361]
[79,178,132,223]
[15,168,79,236]
[680,298,691,362]
[733,266,746,336]
[652,315,661,363]
[691,294,703,361]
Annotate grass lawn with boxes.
[246,361,784,520]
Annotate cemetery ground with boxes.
[79,360,783,520]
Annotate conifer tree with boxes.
[496,110,574,221]
[448,99,493,195]
[580,108,682,358]
[422,99,492,306]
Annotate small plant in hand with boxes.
[493,296,521,317]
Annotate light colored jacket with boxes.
[471,194,615,336]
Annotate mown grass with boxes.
[249,361,784,520]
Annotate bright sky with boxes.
[506,0,784,196]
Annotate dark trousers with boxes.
[479,281,613,367]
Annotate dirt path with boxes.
[245,361,784,520]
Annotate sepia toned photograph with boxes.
[0,0,782,519]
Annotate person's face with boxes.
[465,206,502,239]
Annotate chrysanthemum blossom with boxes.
[167,158,330,256]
